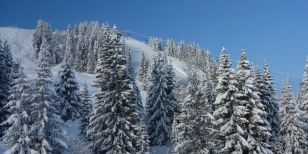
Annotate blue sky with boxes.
[1,0,308,90]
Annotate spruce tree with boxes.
[1,65,37,154]
[88,27,144,153]
[214,49,250,154]
[138,52,150,90]
[79,82,92,139]
[65,25,76,66]
[262,63,281,151]
[280,79,306,154]
[174,68,216,154]
[86,39,97,73]
[0,40,12,136]
[32,20,52,58]
[300,57,308,124]
[248,68,272,154]
[145,54,177,146]
[55,55,82,121]
[30,39,67,154]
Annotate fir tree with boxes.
[0,40,12,136]
[30,39,67,154]
[32,20,52,58]
[213,49,250,154]
[261,63,281,151]
[300,57,308,124]
[1,65,38,154]
[75,24,88,72]
[86,40,97,73]
[65,25,76,66]
[174,68,216,154]
[55,55,82,121]
[79,82,92,139]
[280,79,306,154]
[88,27,144,153]
[138,52,150,90]
[145,54,177,146]
[248,68,272,154]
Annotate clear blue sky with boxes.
[1,0,308,90]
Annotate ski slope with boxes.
[0,27,193,153]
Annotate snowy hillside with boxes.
[0,27,192,153]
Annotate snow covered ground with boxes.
[0,27,193,153]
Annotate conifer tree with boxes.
[55,55,82,121]
[145,54,177,146]
[280,79,307,154]
[30,39,67,154]
[88,27,144,153]
[1,65,38,154]
[300,57,308,124]
[33,20,52,58]
[86,40,97,73]
[0,40,12,136]
[213,49,248,153]
[174,68,216,154]
[65,25,76,66]
[261,63,281,151]
[138,52,150,90]
[79,82,92,139]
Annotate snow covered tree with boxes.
[86,40,97,73]
[0,40,12,136]
[136,121,150,154]
[249,68,272,154]
[138,52,150,90]
[164,61,178,114]
[261,63,281,151]
[166,39,176,56]
[33,20,52,58]
[280,79,307,154]
[30,39,67,154]
[232,51,272,154]
[202,55,218,113]
[299,56,308,124]
[79,82,92,139]
[1,65,38,154]
[65,25,76,66]
[55,55,82,121]
[88,27,144,153]
[75,24,88,72]
[173,68,216,154]
[177,40,186,61]
[145,54,177,146]
[213,49,241,153]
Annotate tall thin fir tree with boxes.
[55,54,82,122]
[214,49,250,154]
[75,23,89,72]
[32,20,52,58]
[299,57,308,134]
[88,27,145,153]
[249,68,272,154]
[1,65,38,154]
[138,51,150,90]
[174,68,216,154]
[30,39,67,154]
[79,82,92,139]
[65,25,76,66]
[0,40,12,136]
[232,51,272,154]
[280,79,307,154]
[145,54,177,146]
[262,63,282,152]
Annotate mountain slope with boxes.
[0,27,193,153]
